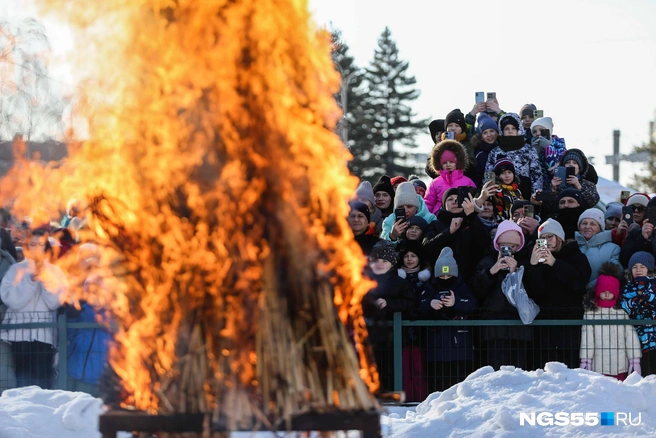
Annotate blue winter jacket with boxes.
[67,303,111,384]
[621,277,656,352]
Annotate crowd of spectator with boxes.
[349,98,656,400]
[0,201,108,395]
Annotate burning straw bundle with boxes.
[0,0,381,434]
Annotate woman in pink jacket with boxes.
[424,140,477,214]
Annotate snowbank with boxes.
[384,363,656,437]
[4,364,656,438]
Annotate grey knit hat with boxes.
[434,247,458,278]
[538,219,565,242]
[394,182,420,209]
[604,202,622,220]
[355,181,375,207]
[629,251,655,271]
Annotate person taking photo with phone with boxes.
[423,187,490,280]
[420,247,477,392]
[491,158,523,222]
[524,218,592,370]
[548,149,600,209]
[472,220,531,370]
[383,182,436,243]
[485,113,544,199]
[620,196,656,267]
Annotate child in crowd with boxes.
[621,251,656,377]
[397,242,432,401]
[403,216,429,243]
[470,113,500,189]
[424,140,477,214]
[492,158,523,222]
[485,112,543,198]
[580,263,642,381]
[529,116,567,189]
[363,240,414,392]
[550,149,600,209]
[420,247,476,392]
[409,175,427,198]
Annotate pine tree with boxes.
[362,26,428,180]
[330,29,371,177]
[631,138,656,193]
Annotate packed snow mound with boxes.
[384,363,656,438]
[0,386,106,438]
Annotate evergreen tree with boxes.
[330,29,371,178]
[362,27,428,180]
[630,136,656,193]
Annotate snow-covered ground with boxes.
[2,363,655,437]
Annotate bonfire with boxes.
[0,0,382,435]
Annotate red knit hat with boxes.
[390,176,408,187]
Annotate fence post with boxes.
[57,313,68,390]
[393,312,402,392]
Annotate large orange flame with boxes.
[0,0,379,421]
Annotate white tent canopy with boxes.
[595,176,638,206]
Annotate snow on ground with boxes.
[2,363,656,437]
[384,363,656,438]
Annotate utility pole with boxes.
[604,129,649,182]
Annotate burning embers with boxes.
[0,0,381,434]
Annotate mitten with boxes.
[628,358,641,376]
[580,359,592,370]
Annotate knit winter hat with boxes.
[560,149,585,171]
[493,220,525,251]
[557,188,583,206]
[440,150,457,166]
[409,176,427,191]
[498,112,525,136]
[442,187,459,206]
[578,208,605,231]
[348,200,371,223]
[629,251,655,271]
[594,273,620,307]
[373,175,395,198]
[511,200,531,216]
[355,181,375,207]
[530,117,553,133]
[625,193,650,207]
[390,176,407,187]
[369,240,397,264]
[434,247,458,278]
[604,202,622,220]
[477,113,499,136]
[394,182,420,209]
[445,109,467,134]
[519,103,537,118]
[399,241,426,267]
[538,219,565,242]
[406,215,429,232]
[493,157,515,176]
[429,119,445,140]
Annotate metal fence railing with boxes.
[1,311,654,402]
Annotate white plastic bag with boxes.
[501,265,540,324]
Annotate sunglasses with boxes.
[632,206,645,212]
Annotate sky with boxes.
[1,0,655,188]
[3,365,656,437]
[308,0,656,189]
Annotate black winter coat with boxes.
[471,244,533,342]
[422,209,491,281]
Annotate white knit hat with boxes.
[394,182,420,209]
[530,117,553,132]
[578,208,605,231]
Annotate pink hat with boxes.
[493,220,525,251]
[440,150,457,166]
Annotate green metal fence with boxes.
[1,313,655,400]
